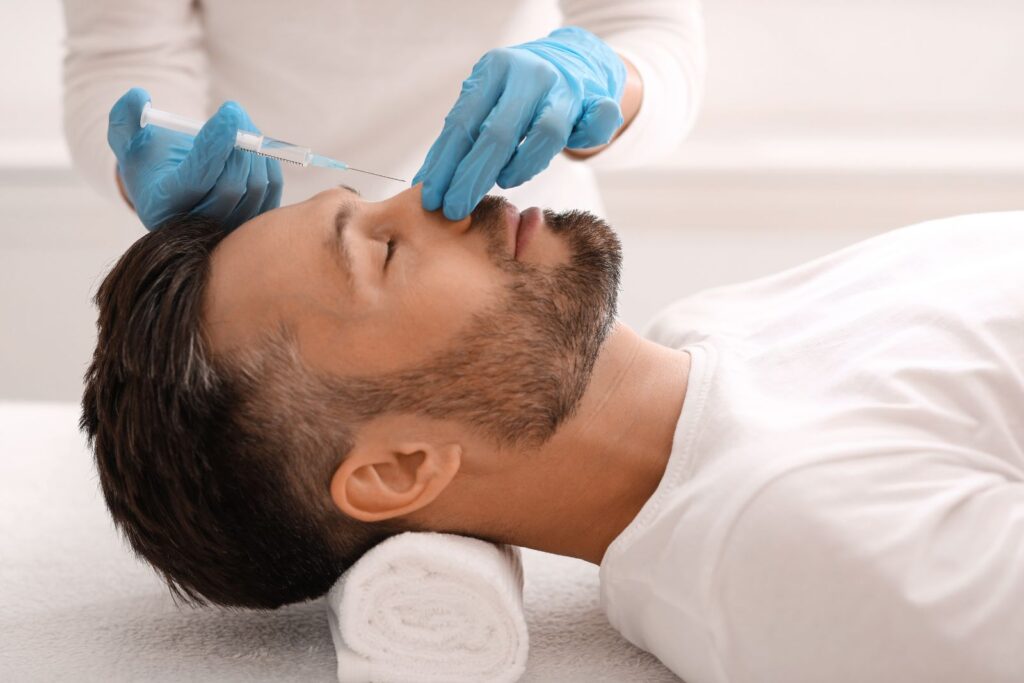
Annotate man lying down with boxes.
[82,184,1023,683]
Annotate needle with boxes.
[345,167,407,183]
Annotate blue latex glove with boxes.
[107,87,284,231]
[413,26,627,220]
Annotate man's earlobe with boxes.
[329,440,462,524]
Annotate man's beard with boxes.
[341,195,623,452]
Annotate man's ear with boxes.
[329,434,462,524]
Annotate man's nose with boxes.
[401,183,473,234]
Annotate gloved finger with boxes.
[107,87,151,162]
[193,146,252,227]
[259,157,284,215]
[219,103,271,226]
[231,100,262,137]
[496,98,573,189]
[566,96,623,149]
[222,102,284,217]
[161,101,244,206]
[224,153,270,229]
[413,49,512,212]
[442,61,557,220]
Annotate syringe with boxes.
[140,103,405,182]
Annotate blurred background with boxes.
[2,0,1022,402]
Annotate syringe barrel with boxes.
[256,137,313,165]
[141,103,264,153]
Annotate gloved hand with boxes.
[413,26,627,221]
[107,87,283,231]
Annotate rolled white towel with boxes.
[326,531,529,683]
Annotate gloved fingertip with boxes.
[424,194,443,213]
[177,106,243,193]
[215,100,245,128]
[107,87,151,156]
[442,197,468,221]
[569,97,622,148]
[230,101,261,133]
[202,105,244,151]
[495,169,516,190]
[421,181,444,212]
[110,87,150,116]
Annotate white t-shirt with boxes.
[61,0,705,215]
[600,211,1024,683]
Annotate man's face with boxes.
[204,184,622,449]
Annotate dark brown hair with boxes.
[80,214,408,609]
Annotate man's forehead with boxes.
[203,188,354,354]
[224,183,356,245]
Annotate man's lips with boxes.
[505,203,541,260]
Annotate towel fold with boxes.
[326,531,529,683]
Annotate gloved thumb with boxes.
[107,87,151,161]
[566,96,623,149]
[162,101,244,201]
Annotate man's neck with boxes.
[484,321,692,565]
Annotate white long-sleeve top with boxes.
[61,0,705,217]
[601,210,1024,682]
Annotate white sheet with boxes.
[0,401,679,682]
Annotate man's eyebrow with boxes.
[330,202,356,290]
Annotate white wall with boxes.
[694,0,1024,143]
[2,1,1022,402]
[0,1,66,165]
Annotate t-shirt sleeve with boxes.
[61,0,209,201]
[712,454,1024,683]
[559,0,706,169]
